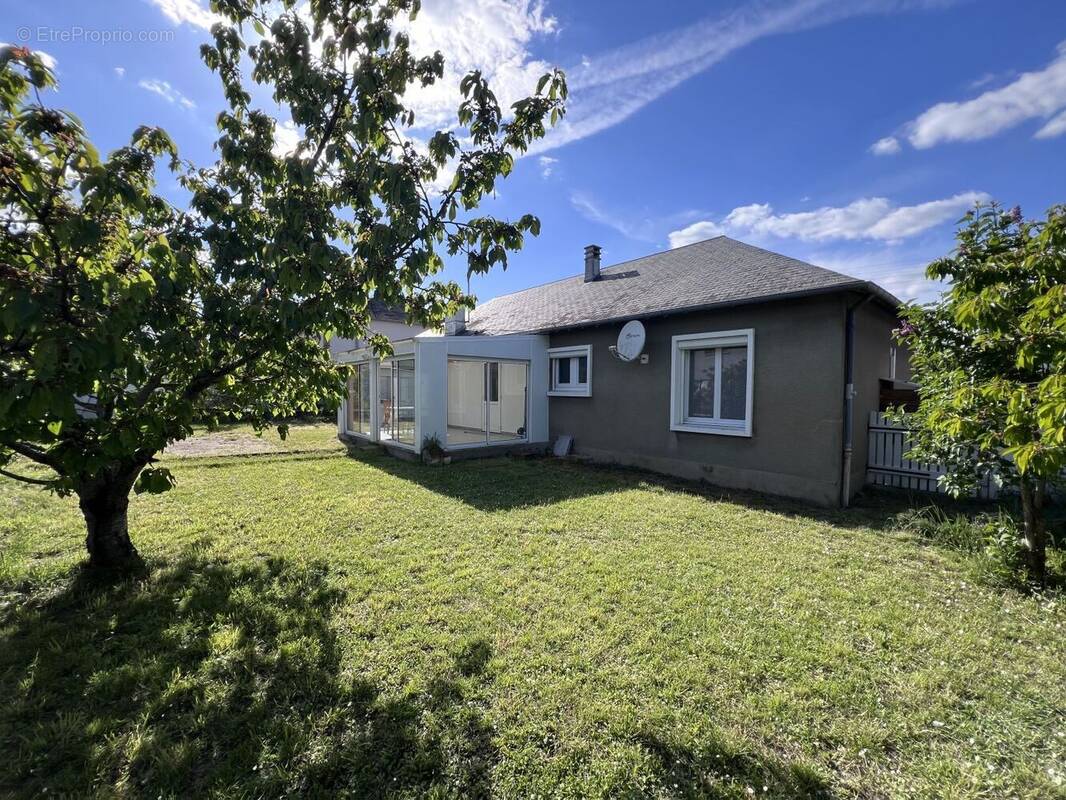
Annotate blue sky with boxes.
[5,0,1066,304]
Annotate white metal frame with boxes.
[669,328,754,437]
[445,356,531,449]
[547,344,592,397]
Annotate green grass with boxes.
[1,424,1063,798]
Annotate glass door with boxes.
[378,359,416,446]
[347,362,372,437]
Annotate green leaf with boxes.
[134,467,176,495]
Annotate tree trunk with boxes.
[1018,477,1047,585]
[77,466,143,570]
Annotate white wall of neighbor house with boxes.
[328,319,427,360]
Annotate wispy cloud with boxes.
[537,155,558,178]
[811,250,945,303]
[572,193,709,244]
[114,66,126,79]
[869,136,901,156]
[528,0,963,155]
[883,40,1066,149]
[570,193,655,241]
[668,191,988,246]
[147,0,961,155]
[138,78,196,109]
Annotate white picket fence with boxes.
[865,411,1001,499]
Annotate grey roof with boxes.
[367,298,408,322]
[465,236,899,336]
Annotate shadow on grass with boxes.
[629,732,834,799]
[348,449,1066,591]
[346,445,932,530]
[0,552,496,797]
[346,447,623,512]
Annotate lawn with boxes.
[1,423,1063,798]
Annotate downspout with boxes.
[840,293,873,507]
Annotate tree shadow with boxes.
[347,446,931,532]
[624,731,835,799]
[346,448,621,512]
[0,551,499,797]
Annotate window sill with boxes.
[548,389,591,398]
[670,422,751,437]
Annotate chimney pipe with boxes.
[584,244,601,282]
[444,307,468,336]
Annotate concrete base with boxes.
[572,445,840,507]
[445,441,549,461]
[339,432,548,463]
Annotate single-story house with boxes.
[331,236,910,506]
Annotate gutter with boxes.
[840,292,874,507]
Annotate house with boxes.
[333,236,910,506]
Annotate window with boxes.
[670,329,753,436]
[485,361,499,402]
[548,345,592,397]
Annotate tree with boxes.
[0,1,567,569]
[895,203,1066,584]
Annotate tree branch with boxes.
[0,466,57,487]
[5,441,59,468]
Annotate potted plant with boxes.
[421,434,449,465]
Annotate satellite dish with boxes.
[610,320,646,362]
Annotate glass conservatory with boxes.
[335,332,550,455]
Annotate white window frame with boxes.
[547,345,592,397]
[670,329,754,437]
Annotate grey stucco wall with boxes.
[547,295,849,505]
[849,300,905,496]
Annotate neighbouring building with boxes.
[332,236,911,506]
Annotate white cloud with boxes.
[668,191,988,246]
[114,66,126,78]
[148,0,221,29]
[1035,108,1066,140]
[138,78,196,109]
[870,136,901,156]
[668,220,725,248]
[901,40,1066,148]
[537,155,558,178]
[399,0,557,131]
[272,119,302,157]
